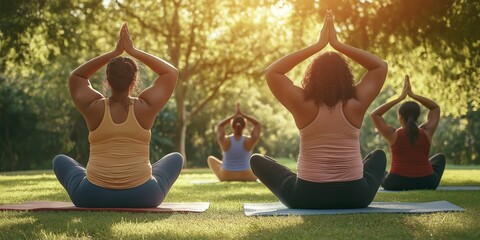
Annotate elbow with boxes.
[170,68,179,81]
[264,65,278,80]
[256,125,262,132]
[370,111,380,120]
[172,67,180,77]
[264,68,277,87]
[379,60,388,77]
[69,71,78,81]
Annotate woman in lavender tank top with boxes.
[207,104,261,181]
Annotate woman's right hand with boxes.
[318,11,330,48]
[235,103,242,116]
[123,23,136,55]
[405,75,415,97]
[398,75,410,100]
[113,24,125,55]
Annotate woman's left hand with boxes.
[327,10,340,48]
[405,75,414,97]
[123,23,136,55]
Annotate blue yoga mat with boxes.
[244,201,464,216]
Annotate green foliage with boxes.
[0,0,479,169]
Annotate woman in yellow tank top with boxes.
[52,24,183,207]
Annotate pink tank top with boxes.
[297,103,363,183]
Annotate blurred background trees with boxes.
[1,0,478,170]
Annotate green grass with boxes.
[1,159,480,239]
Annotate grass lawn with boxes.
[1,158,479,239]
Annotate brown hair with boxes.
[302,51,355,108]
[232,116,246,135]
[398,101,420,146]
[106,57,138,93]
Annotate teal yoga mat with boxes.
[378,186,480,192]
[244,201,464,216]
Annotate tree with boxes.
[108,0,289,165]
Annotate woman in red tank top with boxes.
[370,75,446,190]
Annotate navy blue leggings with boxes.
[250,150,387,209]
[381,153,446,191]
[53,153,183,208]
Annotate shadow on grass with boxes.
[0,210,177,239]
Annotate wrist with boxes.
[110,50,122,57]
[330,40,341,50]
[127,48,140,57]
[315,41,327,50]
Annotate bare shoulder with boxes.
[133,97,156,129]
[83,98,106,131]
[293,100,319,129]
[343,98,364,129]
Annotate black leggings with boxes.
[381,153,446,191]
[250,150,386,209]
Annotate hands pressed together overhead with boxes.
[318,10,340,49]
[398,75,416,100]
[113,23,136,56]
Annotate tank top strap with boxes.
[103,98,111,123]
[121,97,133,120]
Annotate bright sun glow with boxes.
[270,2,293,18]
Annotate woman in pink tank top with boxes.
[370,76,445,190]
[251,11,388,209]
[52,24,183,207]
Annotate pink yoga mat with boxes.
[0,201,209,213]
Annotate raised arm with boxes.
[408,76,440,141]
[124,24,178,116]
[215,113,236,151]
[237,104,262,150]
[69,24,125,115]
[328,12,387,113]
[264,12,330,117]
[370,77,408,145]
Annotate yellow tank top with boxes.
[297,103,363,183]
[86,98,152,189]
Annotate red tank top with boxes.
[390,128,433,177]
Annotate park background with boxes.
[0,0,479,171]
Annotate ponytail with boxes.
[398,101,421,146]
[405,117,419,145]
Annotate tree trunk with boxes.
[174,78,188,167]
[175,121,187,167]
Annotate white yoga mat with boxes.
[244,201,464,216]
[378,186,480,192]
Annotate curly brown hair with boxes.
[302,51,355,108]
[106,57,138,93]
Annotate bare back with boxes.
[283,86,368,130]
[82,98,157,132]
